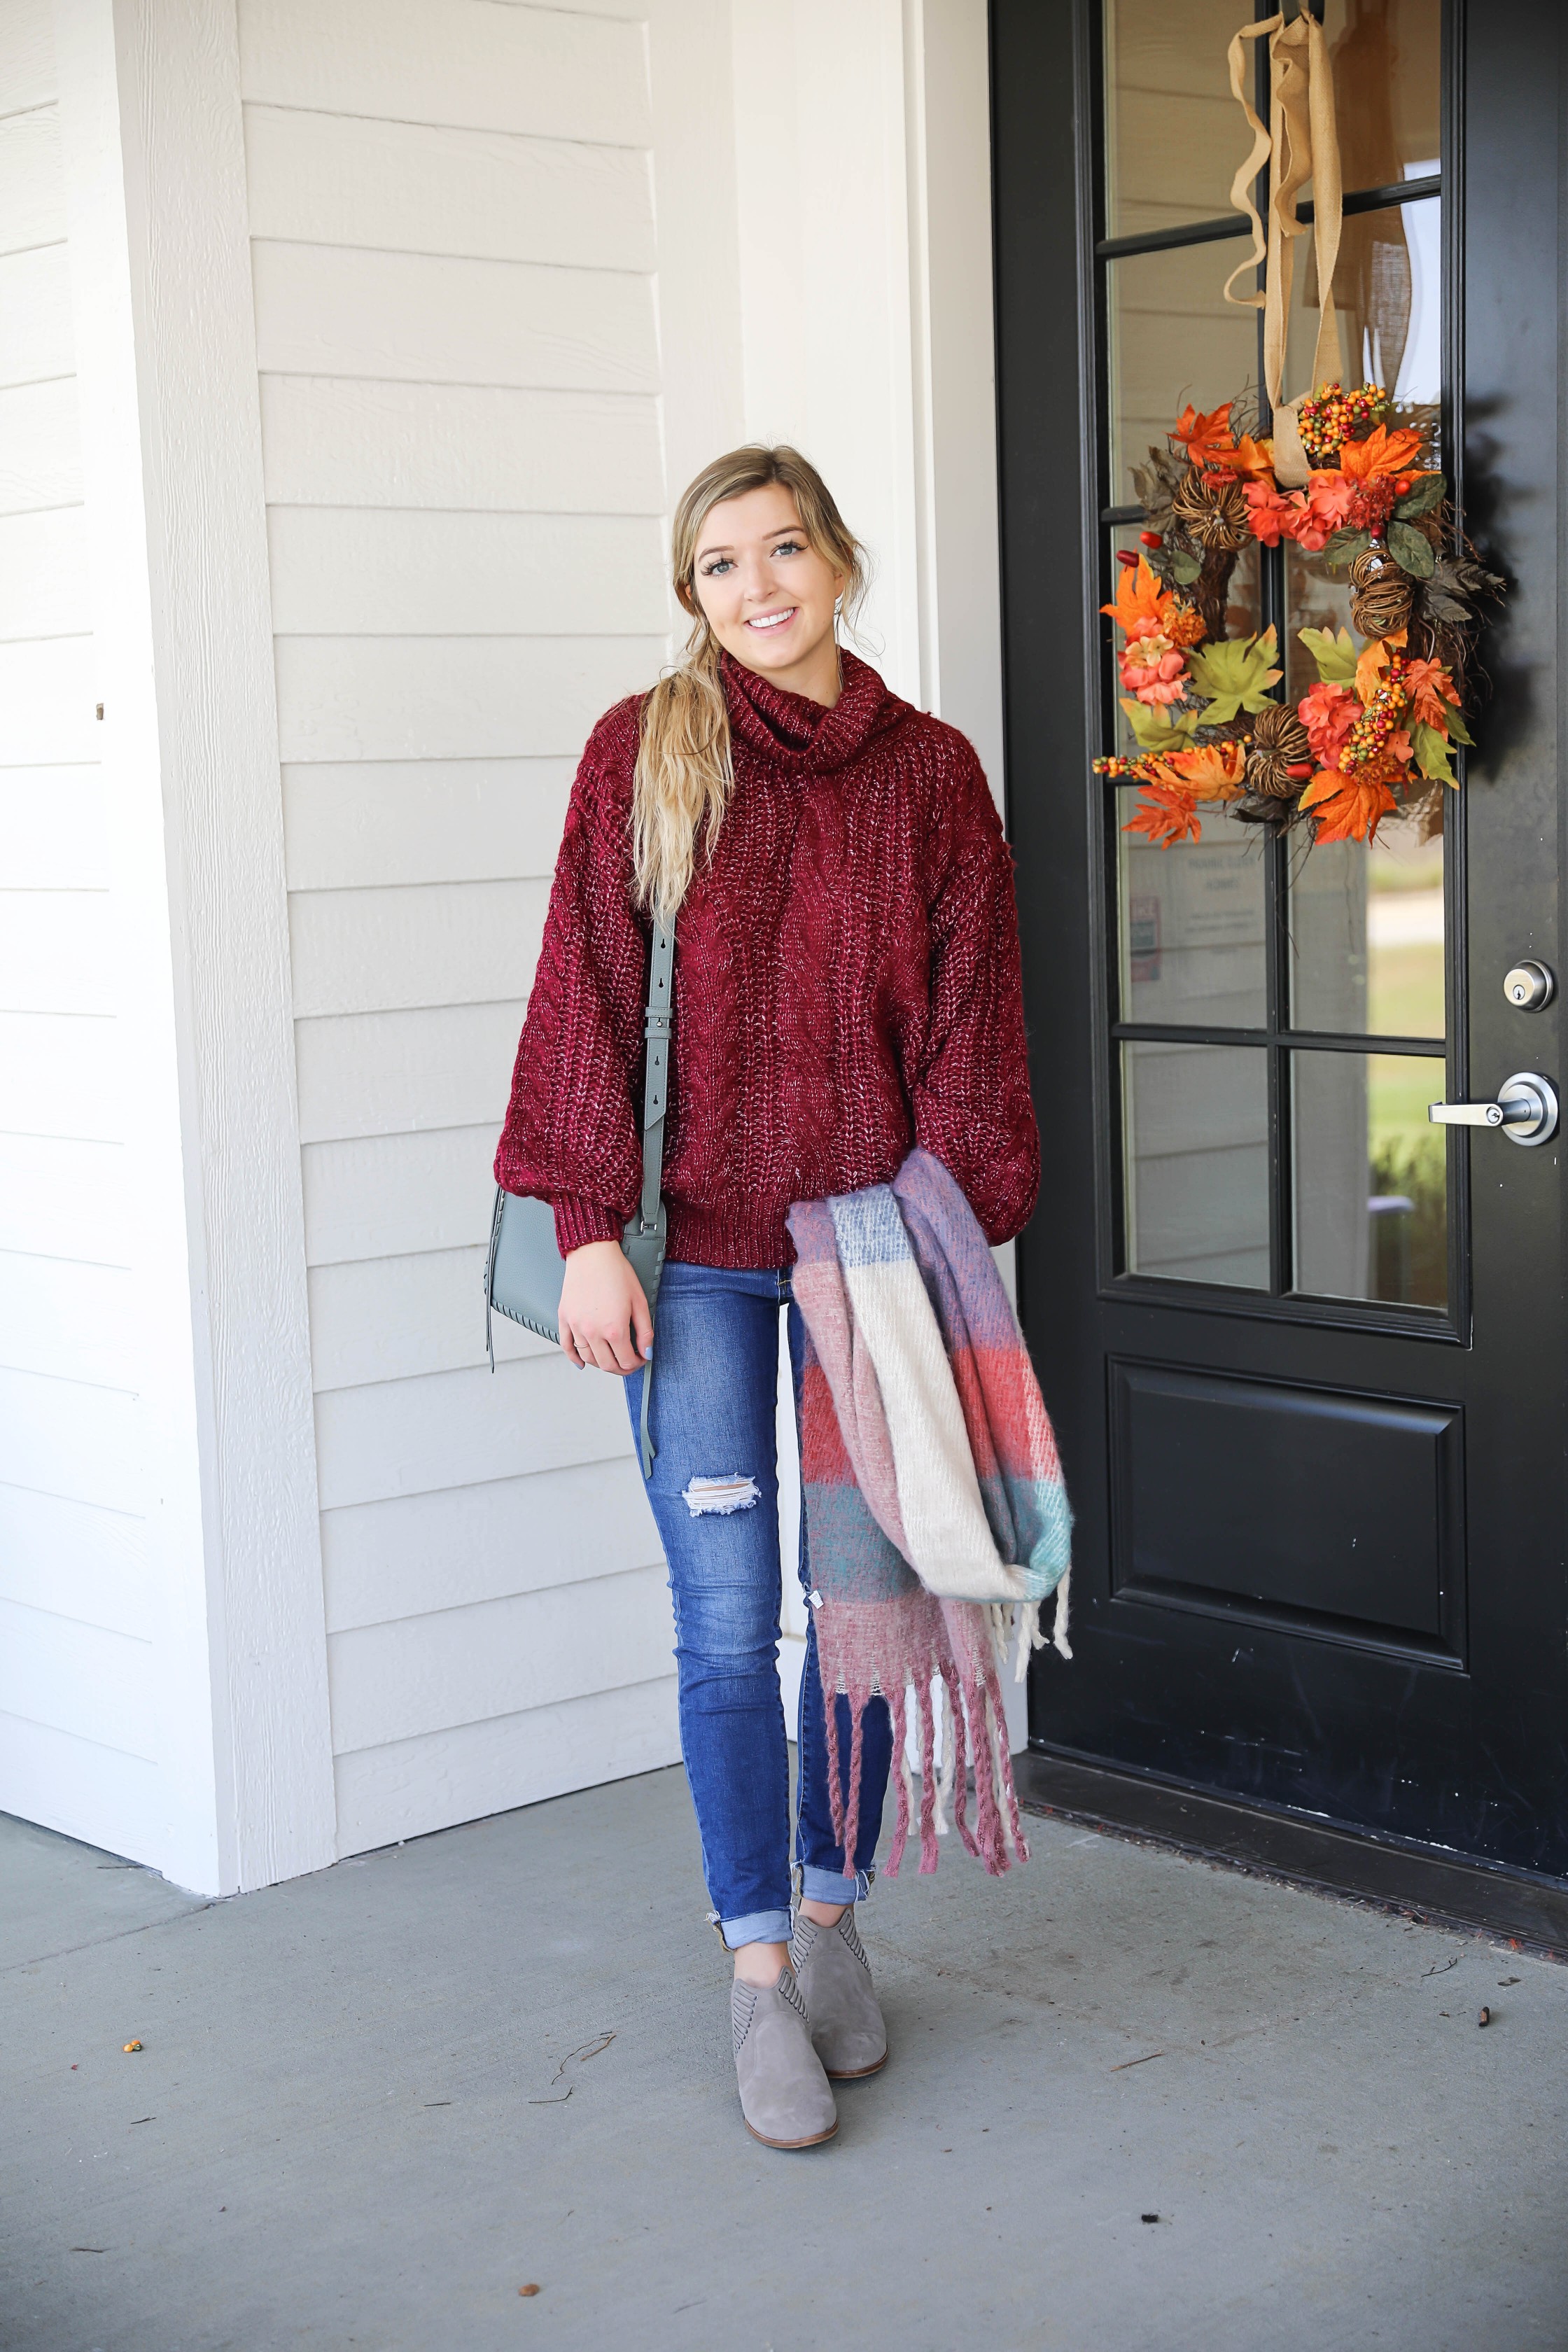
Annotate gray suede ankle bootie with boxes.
[731,1965,838,2149]
[790,1909,888,2080]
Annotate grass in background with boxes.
[1368,1052,1447,1308]
[1368,941,1444,1037]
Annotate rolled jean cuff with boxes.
[719,1907,792,1951]
[800,1864,874,1907]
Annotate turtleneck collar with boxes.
[722,647,899,774]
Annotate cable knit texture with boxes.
[494,650,1040,1266]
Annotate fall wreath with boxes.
[1096,385,1506,850]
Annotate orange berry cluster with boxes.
[1298,382,1388,467]
[1340,654,1409,775]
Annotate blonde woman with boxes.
[496,447,1039,2148]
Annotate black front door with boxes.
[995,0,1568,1875]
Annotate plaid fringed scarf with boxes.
[787,1149,1072,1882]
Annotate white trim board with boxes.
[50,0,333,1895]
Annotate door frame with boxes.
[993,0,1568,1896]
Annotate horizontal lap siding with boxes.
[240,0,679,1850]
[0,8,153,1850]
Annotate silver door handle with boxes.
[1429,1071,1558,1145]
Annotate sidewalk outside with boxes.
[4,1765,1563,2350]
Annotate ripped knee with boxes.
[681,1472,762,1518]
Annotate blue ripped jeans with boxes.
[624,1263,894,1949]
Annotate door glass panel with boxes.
[1124,1042,1270,1288]
[1103,0,1253,239]
[1284,197,1441,439]
[1099,0,1451,1322]
[1282,539,1357,707]
[1108,244,1261,507]
[1293,1050,1447,1308]
[1289,812,1445,1037]
[1118,791,1266,1026]
[1315,0,1442,192]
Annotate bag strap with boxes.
[638,913,676,1232]
[636,914,675,1477]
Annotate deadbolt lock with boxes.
[1504,959,1555,1010]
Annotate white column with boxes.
[729,0,924,704]
[52,0,334,1892]
[903,0,1008,791]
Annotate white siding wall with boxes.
[0,0,156,1859]
[236,0,689,1854]
[3,0,1014,1881]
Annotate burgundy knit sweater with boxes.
[494,650,1040,1268]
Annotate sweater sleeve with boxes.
[909,747,1041,1245]
[493,718,649,1256]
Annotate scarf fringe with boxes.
[1002,1574,1072,1684]
[820,1637,1032,1882]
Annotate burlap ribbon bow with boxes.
[1223,8,1345,484]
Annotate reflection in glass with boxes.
[1293,1051,1446,1308]
[1124,1042,1270,1288]
[1282,538,1357,706]
[1119,790,1266,1026]
[1289,812,1444,1038]
[1284,199,1441,435]
[1110,528,1260,757]
[1109,244,1261,505]
[1317,0,1441,195]
[1103,0,1257,239]
[1106,0,1439,243]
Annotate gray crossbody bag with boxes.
[484,915,676,1478]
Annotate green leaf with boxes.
[1388,519,1436,578]
[1184,628,1282,726]
[1297,625,1358,685]
[1445,701,1475,746]
[1120,697,1198,753]
[1168,548,1203,584]
[1394,472,1446,520]
[1413,721,1457,785]
[1322,528,1371,570]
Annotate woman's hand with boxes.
[559,1240,652,1375]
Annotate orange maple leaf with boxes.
[1402,655,1462,731]
[1337,427,1429,482]
[1298,769,1399,844]
[1100,554,1175,636]
[1145,739,1248,802]
[1208,433,1277,480]
[1172,402,1237,472]
[1123,781,1202,847]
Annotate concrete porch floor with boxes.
[3,1766,1565,2352]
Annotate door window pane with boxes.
[1103,0,1254,239]
[1315,0,1441,193]
[1124,1042,1270,1287]
[1289,811,1445,1038]
[1293,1050,1446,1308]
[1119,790,1266,1026]
[1106,0,1440,244]
[1284,198,1441,438]
[1109,244,1260,507]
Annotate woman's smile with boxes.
[689,483,846,703]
